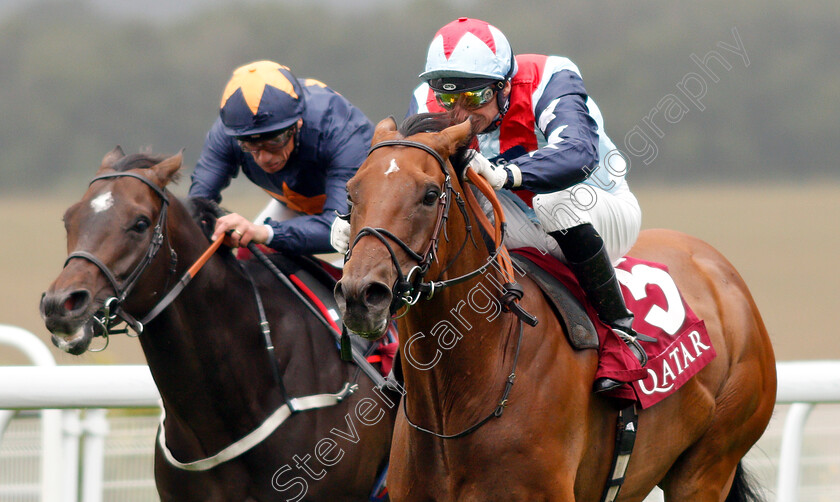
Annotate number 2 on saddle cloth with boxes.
[511,247,716,408]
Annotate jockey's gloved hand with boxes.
[468,151,520,190]
[330,215,351,254]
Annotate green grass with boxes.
[4,180,838,365]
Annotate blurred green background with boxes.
[1,0,838,364]
[1,0,838,188]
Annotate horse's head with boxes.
[40,147,182,354]
[335,114,474,340]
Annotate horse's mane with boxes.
[187,197,228,242]
[398,113,475,180]
[185,197,303,276]
[187,195,342,296]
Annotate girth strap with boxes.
[600,403,639,502]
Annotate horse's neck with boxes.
[138,203,285,441]
[400,214,519,422]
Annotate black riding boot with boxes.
[549,224,654,393]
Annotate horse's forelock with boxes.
[111,153,166,172]
[397,113,474,179]
[398,113,454,137]
[110,152,182,184]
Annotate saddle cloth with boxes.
[511,247,716,408]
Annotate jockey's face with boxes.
[239,119,302,174]
[250,139,295,174]
[446,81,511,133]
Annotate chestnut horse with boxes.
[40,149,395,501]
[335,114,776,501]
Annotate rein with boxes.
[245,243,387,389]
[65,171,373,471]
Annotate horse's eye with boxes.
[131,217,151,233]
[422,190,440,206]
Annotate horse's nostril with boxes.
[364,282,392,310]
[64,290,91,313]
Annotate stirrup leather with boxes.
[612,326,649,367]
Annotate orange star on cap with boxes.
[220,61,299,114]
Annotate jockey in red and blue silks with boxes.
[409,18,646,394]
[189,60,373,257]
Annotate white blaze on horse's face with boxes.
[90,191,114,213]
[384,158,400,176]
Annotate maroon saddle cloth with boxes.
[511,247,716,408]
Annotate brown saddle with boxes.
[510,253,599,350]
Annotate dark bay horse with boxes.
[335,115,776,501]
[40,148,395,501]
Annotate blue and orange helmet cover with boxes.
[219,60,306,139]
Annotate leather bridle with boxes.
[345,139,513,316]
[345,137,540,439]
[62,173,381,469]
[64,172,176,345]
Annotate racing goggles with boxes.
[434,86,495,111]
[238,126,297,154]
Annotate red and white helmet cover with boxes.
[419,18,518,82]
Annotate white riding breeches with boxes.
[495,184,641,265]
[253,198,302,224]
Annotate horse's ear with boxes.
[438,118,474,156]
[151,150,184,188]
[371,116,399,145]
[98,146,126,173]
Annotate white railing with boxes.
[774,361,840,501]
[0,365,159,409]
[0,324,64,502]
[1,325,838,501]
[0,325,159,502]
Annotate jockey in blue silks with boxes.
[190,60,373,257]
